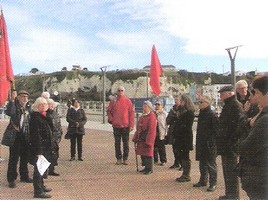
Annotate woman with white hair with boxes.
[46,98,63,176]
[29,97,52,198]
[132,101,157,175]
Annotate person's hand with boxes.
[11,90,17,101]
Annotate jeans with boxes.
[198,158,217,186]
[113,127,129,161]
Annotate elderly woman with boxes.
[132,101,157,175]
[29,97,52,199]
[46,98,63,176]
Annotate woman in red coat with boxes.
[132,101,157,175]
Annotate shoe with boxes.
[207,185,216,192]
[48,171,60,176]
[218,195,236,200]
[8,181,16,188]
[20,177,33,183]
[122,160,128,165]
[78,158,83,161]
[176,175,191,182]
[193,182,207,187]
[69,157,75,161]
[116,159,122,165]
[169,164,180,169]
[159,162,166,166]
[43,186,52,192]
[34,192,52,198]
[143,170,152,175]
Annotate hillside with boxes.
[14,69,255,102]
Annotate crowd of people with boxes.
[1,75,267,199]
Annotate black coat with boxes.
[239,106,268,196]
[66,107,87,135]
[29,112,52,165]
[216,95,244,156]
[173,108,195,151]
[195,106,218,160]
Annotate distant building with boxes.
[72,65,81,71]
[143,65,176,71]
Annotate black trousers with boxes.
[141,156,153,171]
[172,144,182,166]
[221,154,240,199]
[154,137,167,163]
[33,164,46,195]
[70,134,83,158]
[113,128,129,161]
[7,135,30,182]
[198,157,217,186]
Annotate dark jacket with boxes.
[2,99,31,146]
[29,112,52,165]
[239,106,268,194]
[66,106,87,135]
[216,95,244,156]
[47,109,63,165]
[173,107,195,151]
[166,105,181,145]
[195,106,218,160]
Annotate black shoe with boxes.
[143,170,152,175]
[78,158,83,161]
[207,185,216,192]
[43,186,52,192]
[34,192,52,198]
[218,195,236,200]
[169,164,180,169]
[193,182,207,187]
[48,171,60,176]
[20,177,33,183]
[176,175,191,182]
[8,181,16,188]
[69,157,75,161]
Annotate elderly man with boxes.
[2,90,32,188]
[107,86,135,165]
[216,86,244,200]
[235,80,250,107]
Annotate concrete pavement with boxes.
[0,119,249,200]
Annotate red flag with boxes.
[149,45,163,96]
[0,10,14,107]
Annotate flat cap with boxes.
[18,90,30,96]
[218,85,234,93]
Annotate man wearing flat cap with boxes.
[1,90,33,188]
[216,85,245,200]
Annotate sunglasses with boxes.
[117,90,124,92]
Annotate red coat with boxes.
[132,112,157,157]
[107,96,135,129]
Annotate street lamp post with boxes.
[225,45,243,87]
[100,66,108,124]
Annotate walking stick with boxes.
[134,142,139,172]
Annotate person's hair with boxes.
[32,97,48,112]
[180,94,195,112]
[252,75,268,95]
[235,80,248,89]
[47,98,56,106]
[72,98,80,106]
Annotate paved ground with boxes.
[0,119,249,200]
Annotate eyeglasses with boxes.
[117,90,124,92]
[155,103,161,106]
[199,101,207,104]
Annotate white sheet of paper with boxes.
[36,155,51,176]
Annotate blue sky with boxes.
[1,0,267,75]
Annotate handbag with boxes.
[1,122,18,147]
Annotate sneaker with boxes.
[176,175,191,182]
[207,185,216,192]
[193,182,207,187]
[116,159,122,165]
[122,160,128,165]
[159,162,166,166]
[8,181,16,188]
